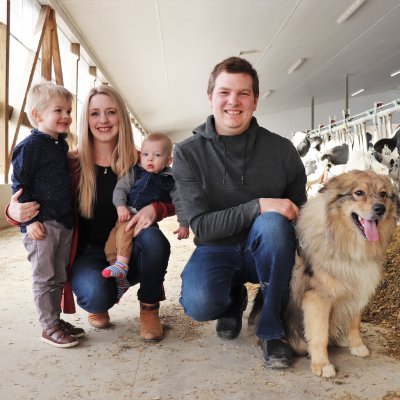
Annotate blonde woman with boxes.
[7,85,174,341]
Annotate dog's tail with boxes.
[248,286,263,327]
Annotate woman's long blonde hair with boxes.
[77,85,137,218]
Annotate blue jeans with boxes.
[180,212,296,340]
[71,227,170,313]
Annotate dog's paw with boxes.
[350,344,369,357]
[311,362,336,378]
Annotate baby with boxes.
[102,132,188,300]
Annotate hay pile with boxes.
[363,226,400,359]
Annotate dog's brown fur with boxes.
[284,170,398,377]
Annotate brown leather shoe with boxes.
[59,319,86,338]
[41,324,79,348]
[88,312,110,328]
[140,302,163,341]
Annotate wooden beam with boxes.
[41,13,52,80]
[50,9,63,85]
[8,6,51,164]
[89,65,97,77]
[70,43,80,99]
[67,94,77,150]
[89,65,97,86]
[70,42,80,58]
[69,43,79,150]
[7,105,30,126]
[0,1,10,182]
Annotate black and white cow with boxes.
[373,128,400,181]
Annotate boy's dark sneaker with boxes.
[261,338,293,369]
[216,284,248,340]
[59,319,86,338]
[41,324,79,348]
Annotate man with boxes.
[173,57,307,368]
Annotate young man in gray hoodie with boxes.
[173,57,307,368]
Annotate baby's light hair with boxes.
[143,132,173,155]
[26,79,73,128]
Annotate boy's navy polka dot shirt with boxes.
[11,129,74,233]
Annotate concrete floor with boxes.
[1,218,400,400]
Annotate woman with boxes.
[7,85,174,341]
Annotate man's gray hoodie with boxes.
[173,116,307,245]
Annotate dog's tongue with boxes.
[362,218,379,242]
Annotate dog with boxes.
[249,170,398,378]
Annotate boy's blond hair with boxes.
[143,132,173,156]
[26,80,73,128]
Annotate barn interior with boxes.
[1,1,400,399]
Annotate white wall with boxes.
[0,184,12,229]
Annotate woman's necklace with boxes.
[96,165,110,175]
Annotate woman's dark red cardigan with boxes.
[6,157,175,313]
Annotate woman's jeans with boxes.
[180,212,296,340]
[71,227,170,313]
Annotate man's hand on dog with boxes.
[259,198,299,222]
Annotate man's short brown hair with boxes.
[207,56,259,98]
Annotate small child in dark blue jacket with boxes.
[103,133,188,301]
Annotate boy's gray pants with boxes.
[23,220,73,330]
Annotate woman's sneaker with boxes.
[59,319,86,338]
[41,324,79,348]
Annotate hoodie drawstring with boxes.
[221,135,248,185]
[222,139,227,185]
[241,135,248,185]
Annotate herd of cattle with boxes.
[291,127,400,196]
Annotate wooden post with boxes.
[8,6,51,164]
[89,65,97,85]
[41,14,52,81]
[69,43,80,149]
[0,0,10,183]
[51,9,63,86]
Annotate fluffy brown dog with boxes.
[284,170,398,378]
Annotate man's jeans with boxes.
[180,212,296,340]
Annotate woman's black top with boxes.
[78,165,118,248]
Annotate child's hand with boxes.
[27,221,46,240]
[173,226,189,240]
[117,206,131,222]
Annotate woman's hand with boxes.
[8,188,40,223]
[125,204,157,237]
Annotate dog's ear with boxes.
[318,184,328,193]
[390,187,400,217]
[317,178,339,198]
[389,189,400,218]
[318,174,341,193]
[318,173,355,198]
[318,175,338,193]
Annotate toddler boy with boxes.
[102,133,189,300]
[11,80,84,347]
